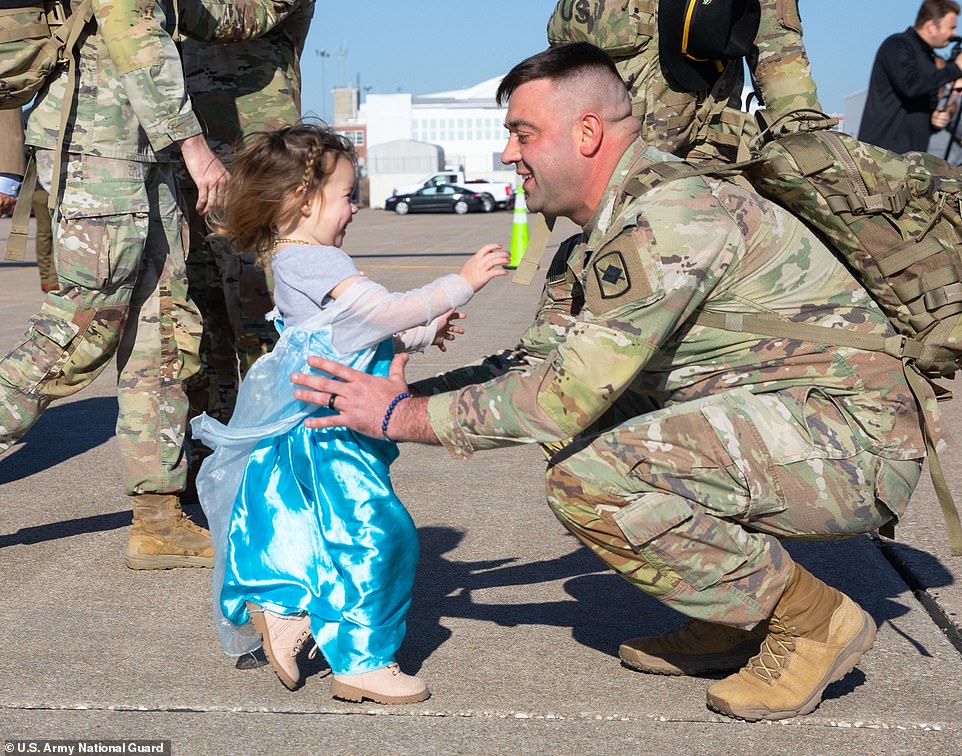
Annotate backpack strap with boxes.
[901,364,962,556]
[47,0,93,214]
[3,153,37,261]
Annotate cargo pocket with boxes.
[612,492,750,592]
[0,300,81,394]
[57,177,150,291]
[874,456,921,523]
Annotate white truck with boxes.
[391,171,515,211]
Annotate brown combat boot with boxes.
[620,619,768,676]
[706,564,877,721]
[125,493,215,570]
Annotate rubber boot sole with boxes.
[706,608,878,722]
[125,553,214,570]
[620,641,761,676]
[247,603,301,691]
[330,678,430,705]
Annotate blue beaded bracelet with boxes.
[381,392,412,441]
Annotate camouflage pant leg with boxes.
[182,188,276,429]
[545,387,920,628]
[0,151,144,452]
[184,232,240,426]
[115,160,201,494]
[213,236,276,377]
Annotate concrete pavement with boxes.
[1,210,961,755]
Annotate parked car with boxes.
[385,184,490,215]
[392,171,514,210]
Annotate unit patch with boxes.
[593,251,631,299]
[584,231,661,315]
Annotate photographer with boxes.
[859,0,962,153]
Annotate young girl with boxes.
[191,124,509,704]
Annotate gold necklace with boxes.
[273,237,314,247]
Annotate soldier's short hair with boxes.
[496,43,622,107]
[916,0,961,28]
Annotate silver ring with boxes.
[327,393,337,410]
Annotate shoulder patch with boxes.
[591,250,632,299]
[584,230,662,315]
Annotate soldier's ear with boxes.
[577,113,604,157]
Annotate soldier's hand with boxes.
[932,109,952,129]
[0,192,15,216]
[179,134,230,214]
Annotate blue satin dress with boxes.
[191,321,418,676]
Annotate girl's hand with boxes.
[433,309,466,351]
[458,243,510,291]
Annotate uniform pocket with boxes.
[57,177,150,290]
[612,492,750,591]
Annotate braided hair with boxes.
[210,122,356,267]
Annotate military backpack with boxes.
[0,0,92,110]
[631,109,962,554]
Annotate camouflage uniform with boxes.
[421,139,928,628]
[546,0,822,161]
[1,0,268,496]
[0,0,210,497]
[177,0,314,427]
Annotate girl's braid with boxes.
[300,141,320,195]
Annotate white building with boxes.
[358,76,519,207]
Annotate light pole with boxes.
[315,48,331,122]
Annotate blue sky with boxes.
[302,1,926,122]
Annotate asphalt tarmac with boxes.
[1,209,960,755]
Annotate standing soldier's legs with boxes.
[0,151,138,452]
[546,387,919,720]
[122,162,210,569]
[216,239,276,378]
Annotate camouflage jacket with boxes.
[546,0,821,159]
[25,0,204,162]
[426,138,927,461]
[23,0,300,162]
[179,0,314,154]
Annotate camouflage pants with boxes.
[546,386,921,628]
[0,150,201,495]
[181,183,276,430]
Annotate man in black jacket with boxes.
[859,0,962,153]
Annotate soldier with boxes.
[0,0,231,569]
[289,44,931,721]
[546,0,821,161]
[177,0,315,443]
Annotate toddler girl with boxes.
[192,124,508,704]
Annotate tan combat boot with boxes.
[620,619,768,676]
[125,493,215,570]
[331,664,430,705]
[706,564,877,721]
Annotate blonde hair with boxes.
[210,123,356,267]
